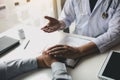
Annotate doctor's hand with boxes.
[37,51,58,68]
[47,42,100,60]
[41,16,62,33]
[46,45,81,59]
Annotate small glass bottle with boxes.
[18,28,25,39]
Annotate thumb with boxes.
[44,16,57,22]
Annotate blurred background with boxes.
[0,0,66,33]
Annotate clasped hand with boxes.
[37,45,80,68]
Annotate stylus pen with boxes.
[24,40,30,49]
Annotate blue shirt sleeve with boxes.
[0,62,6,80]
[0,59,72,80]
[51,62,72,80]
[0,58,38,80]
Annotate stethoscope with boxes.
[102,0,112,19]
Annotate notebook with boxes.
[0,36,20,55]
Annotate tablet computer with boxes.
[98,51,120,80]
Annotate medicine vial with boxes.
[18,29,25,39]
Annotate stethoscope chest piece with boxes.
[102,12,108,19]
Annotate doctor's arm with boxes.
[76,6,120,56]
[92,3,120,53]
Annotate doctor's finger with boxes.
[47,45,65,50]
[41,26,48,30]
[49,50,67,55]
[47,47,66,53]
[42,27,55,33]
[44,16,57,22]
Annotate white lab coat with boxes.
[59,0,120,52]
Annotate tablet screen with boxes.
[102,52,120,79]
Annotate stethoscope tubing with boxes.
[102,0,112,19]
[106,0,113,12]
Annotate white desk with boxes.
[0,25,120,80]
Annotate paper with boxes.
[59,35,90,47]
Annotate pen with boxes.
[24,40,30,49]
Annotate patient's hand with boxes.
[37,51,58,68]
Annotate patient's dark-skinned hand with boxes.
[37,51,58,68]
[41,16,61,33]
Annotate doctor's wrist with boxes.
[77,42,100,58]
[58,21,66,30]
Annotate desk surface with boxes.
[0,25,120,80]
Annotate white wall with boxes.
[0,0,54,33]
